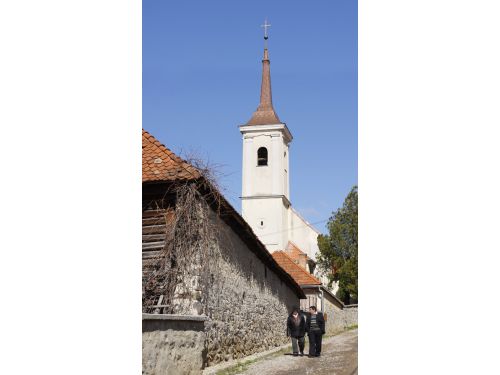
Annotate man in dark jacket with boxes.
[287,308,306,356]
[306,305,325,357]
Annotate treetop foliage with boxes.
[317,185,358,304]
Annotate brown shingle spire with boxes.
[246,44,281,125]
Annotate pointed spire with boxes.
[247,21,281,125]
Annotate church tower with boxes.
[239,22,293,252]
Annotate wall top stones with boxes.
[142,314,208,322]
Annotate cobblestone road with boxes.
[240,329,358,375]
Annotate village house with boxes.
[142,129,305,374]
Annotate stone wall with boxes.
[204,212,300,366]
[142,314,207,375]
[322,293,345,334]
[339,304,358,328]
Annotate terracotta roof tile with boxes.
[272,251,321,286]
[142,129,200,182]
[286,241,306,259]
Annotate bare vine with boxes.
[142,158,227,315]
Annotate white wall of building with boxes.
[240,123,321,259]
[288,207,320,262]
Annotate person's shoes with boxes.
[293,353,298,357]
[308,355,315,358]
[315,354,321,357]
[300,352,304,356]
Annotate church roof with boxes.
[272,251,322,286]
[246,48,282,125]
[142,129,200,182]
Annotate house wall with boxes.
[205,211,300,366]
[322,293,346,334]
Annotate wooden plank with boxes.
[142,234,167,242]
[142,217,166,226]
[142,252,163,260]
[142,241,166,250]
[142,225,167,235]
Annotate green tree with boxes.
[317,185,358,304]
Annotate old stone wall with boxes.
[323,294,344,334]
[339,305,358,328]
[204,213,300,366]
[142,314,207,375]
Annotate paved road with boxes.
[240,329,358,375]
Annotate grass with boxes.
[215,358,258,375]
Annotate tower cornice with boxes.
[239,123,293,144]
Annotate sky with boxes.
[143,0,357,234]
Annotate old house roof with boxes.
[286,241,307,263]
[142,129,305,299]
[142,129,200,182]
[272,251,322,286]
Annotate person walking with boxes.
[306,305,325,357]
[287,307,306,356]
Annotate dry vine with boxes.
[142,158,228,315]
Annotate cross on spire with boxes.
[261,19,271,40]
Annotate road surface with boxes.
[239,329,358,375]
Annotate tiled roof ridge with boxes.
[287,240,306,255]
[142,129,200,180]
[273,250,321,285]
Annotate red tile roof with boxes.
[142,129,200,182]
[272,251,321,286]
[286,241,306,258]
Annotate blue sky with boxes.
[143,0,357,234]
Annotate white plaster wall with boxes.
[288,208,320,262]
[241,130,287,199]
[240,124,291,253]
[252,134,273,195]
[242,197,288,251]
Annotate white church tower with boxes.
[239,39,292,252]
[239,22,320,261]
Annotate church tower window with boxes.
[257,147,268,166]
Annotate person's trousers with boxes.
[291,336,305,354]
[308,330,323,356]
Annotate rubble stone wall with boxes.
[323,294,345,334]
[339,304,358,328]
[204,213,300,366]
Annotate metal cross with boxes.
[261,19,271,39]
